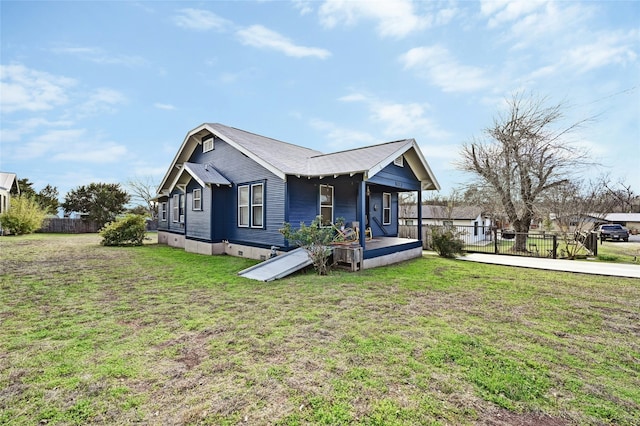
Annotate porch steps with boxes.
[238,247,313,281]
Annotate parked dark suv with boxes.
[597,224,629,242]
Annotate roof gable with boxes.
[158,123,440,194]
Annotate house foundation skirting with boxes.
[362,246,423,269]
[158,231,279,261]
[158,231,185,249]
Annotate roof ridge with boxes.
[308,138,412,159]
[208,123,323,155]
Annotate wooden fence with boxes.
[39,218,101,234]
[398,225,433,249]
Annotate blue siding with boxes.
[368,161,420,191]
[287,175,362,227]
[185,180,210,240]
[187,137,286,247]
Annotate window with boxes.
[383,192,391,225]
[193,189,202,210]
[320,184,334,226]
[238,183,265,228]
[180,194,185,222]
[394,156,404,167]
[172,195,179,222]
[160,202,167,221]
[203,136,214,153]
[238,186,249,227]
[251,183,264,228]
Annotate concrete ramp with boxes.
[238,248,313,281]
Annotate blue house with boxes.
[156,123,440,269]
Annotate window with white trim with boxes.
[193,188,202,210]
[172,194,179,222]
[160,202,167,221]
[320,184,334,226]
[383,192,391,225]
[238,185,249,227]
[180,194,185,222]
[203,136,214,153]
[394,156,404,167]
[251,183,264,228]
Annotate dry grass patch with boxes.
[1,234,639,425]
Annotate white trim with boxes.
[238,185,249,227]
[172,194,179,222]
[383,192,391,225]
[251,183,264,228]
[203,136,214,152]
[192,188,202,211]
[319,184,334,226]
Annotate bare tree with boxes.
[458,92,591,252]
[540,178,616,259]
[125,176,158,219]
[604,178,637,213]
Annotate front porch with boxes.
[332,236,423,270]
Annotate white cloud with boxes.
[0,64,75,113]
[77,88,127,117]
[371,101,450,140]
[51,46,147,67]
[154,103,176,110]
[0,118,74,144]
[53,143,128,163]
[399,45,491,92]
[330,92,451,145]
[318,0,430,38]
[174,8,231,31]
[309,118,376,149]
[236,25,331,59]
[293,0,314,16]
[481,0,546,29]
[564,30,638,73]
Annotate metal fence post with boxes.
[552,234,557,259]
[494,228,498,254]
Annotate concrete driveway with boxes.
[458,253,640,279]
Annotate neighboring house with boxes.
[596,213,640,234]
[400,204,492,244]
[156,123,440,269]
[0,172,20,235]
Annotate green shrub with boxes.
[280,215,339,275]
[0,195,47,235]
[431,226,465,258]
[99,214,146,246]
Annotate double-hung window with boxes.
[193,188,202,211]
[320,184,334,226]
[172,195,179,222]
[160,202,167,221]
[238,183,265,228]
[251,183,264,228]
[383,192,391,225]
[238,186,249,227]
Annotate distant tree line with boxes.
[2,176,159,235]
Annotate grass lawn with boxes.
[1,234,639,425]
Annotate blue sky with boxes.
[1,0,639,202]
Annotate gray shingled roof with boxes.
[400,205,484,220]
[209,123,322,175]
[183,162,231,186]
[159,123,440,194]
[209,123,413,177]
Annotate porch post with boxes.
[417,189,422,244]
[359,181,366,249]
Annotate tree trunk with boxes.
[512,217,531,252]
